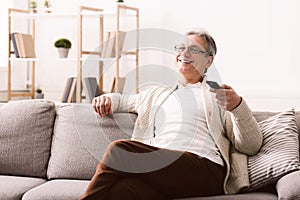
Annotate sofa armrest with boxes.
[276,170,300,200]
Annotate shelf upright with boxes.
[77,6,104,103]
[115,5,139,94]
[8,8,36,101]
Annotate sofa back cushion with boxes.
[253,110,300,131]
[248,109,300,191]
[47,104,136,180]
[0,100,56,178]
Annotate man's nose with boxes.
[182,47,191,57]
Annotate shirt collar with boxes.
[177,80,203,88]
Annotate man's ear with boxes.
[176,55,180,62]
[205,56,214,67]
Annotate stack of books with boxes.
[61,77,100,103]
[10,33,36,58]
[101,31,126,57]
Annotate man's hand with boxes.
[209,84,242,111]
[92,95,113,117]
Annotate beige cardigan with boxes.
[105,80,262,194]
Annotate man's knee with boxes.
[106,139,131,152]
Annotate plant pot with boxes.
[44,9,51,13]
[35,93,44,99]
[57,48,70,58]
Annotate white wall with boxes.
[0,1,13,67]
[3,0,300,110]
[0,0,13,91]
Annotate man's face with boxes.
[175,34,213,83]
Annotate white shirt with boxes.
[153,82,224,166]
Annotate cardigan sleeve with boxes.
[225,98,263,155]
[103,88,156,114]
[103,93,139,113]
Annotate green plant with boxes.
[44,0,51,8]
[54,38,72,49]
[36,88,42,93]
[29,0,37,9]
[117,0,124,2]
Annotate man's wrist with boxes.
[230,98,252,120]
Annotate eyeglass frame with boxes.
[174,44,209,56]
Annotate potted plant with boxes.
[29,0,37,11]
[35,88,44,99]
[54,38,72,58]
[44,0,51,13]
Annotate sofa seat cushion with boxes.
[276,170,300,200]
[173,192,277,200]
[0,100,56,178]
[22,179,90,200]
[47,104,137,180]
[0,175,46,200]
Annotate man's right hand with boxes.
[92,96,113,117]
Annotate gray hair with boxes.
[186,30,217,56]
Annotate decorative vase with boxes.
[35,93,44,99]
[57,48,69,58]
[44,8,51,13]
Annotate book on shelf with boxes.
[110,76,126,93]
[67,78,83,103]
[67,78,77,103]
[101,32,111,57]
[10,33,20,58]
[10,33,36,58]
[61,77,74,103]
[111,31,126,57]
[101,31,126,58]
[82,77,101,103]
[104,31,116,58]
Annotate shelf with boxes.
[9,57,115,62]
[80,57,115,62]
[9,11,137,19]
[9,58,38,62]
[9,13,77,18]
[8,5,139,103]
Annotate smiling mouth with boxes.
[178,58,193,64]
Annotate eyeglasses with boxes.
[174,44,208,55]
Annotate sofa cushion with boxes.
[47,104,136,180]
[0,175,46,200]
[276,170,300,200]
[248,109,300,191]
[22,179,89,200]
[253,110,300,130]
[174,192,277,200]
[296,111,300,137]
[0,100,56,178]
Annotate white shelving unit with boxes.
[7,5,139,102]
[8,8,35,100]
[76,5,139,102]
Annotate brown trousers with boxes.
[80,140,225,200]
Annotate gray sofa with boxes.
[0,99,299,200]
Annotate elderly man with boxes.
[80,30,262,200]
